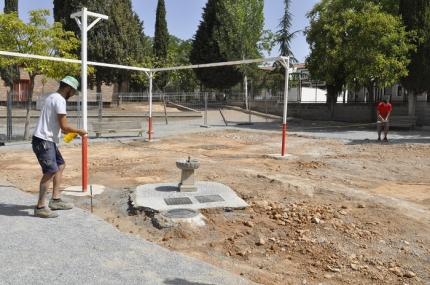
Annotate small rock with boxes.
[323,274,332,279]
[351,264,359,271]
[311,217,321,224]
[244,221,254,227]
[257,237,266,245]
[317,237,326,243]
[404,271,416,278]
[357,204,365,208]
[339,210,347,215]
[268,237,276,242]
[389,267,403,277]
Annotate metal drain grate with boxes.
[162,208,199,218]
[164,197,193,205]
[195,195,225,203]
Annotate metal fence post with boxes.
[98,93,103,122]
[248,94,251,123]
[200,92,209,128]
[7,91,12,141]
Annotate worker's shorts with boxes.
[377,120,389,132]
[32,136,65,174]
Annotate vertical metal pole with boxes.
[204,92,208,126]
[97,93,102,122]
[248,93,251,123]
[7,91,12,141]
[77,93,81,128]
[148,72,153,140]
[72,8,107,191]
[280,57,290,156]
[81,7,88,192]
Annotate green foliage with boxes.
[275,0,299,61]
[153,0,169,90]
[399,0,430,95]
[190,0,242,91]
[4,0,18,15]
[0,10,82,139]
[0,10,81,78]
[1,2,19,88]
[54,0,147,92]
[305,0,414,98]
[216,0,264,61]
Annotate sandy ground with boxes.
[1,105,430,285]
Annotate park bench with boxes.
[389,116,418,130]
[91,121,144,138]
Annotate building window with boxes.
[384,86,392,95]
[397,86,402,97]
[13,80,30,101]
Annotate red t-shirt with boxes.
[377,102,392,116]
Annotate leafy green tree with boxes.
[1,1,19,90]
[152,0,169,91]
[190,0,242,91]
[113,0,147,105]
[0,10,81,139]
[216,0,264,109]
[399,0,430,116]
[4,0,18,14]
[54,0,147,94]
[168,36,197,92]
[306,0,414,121]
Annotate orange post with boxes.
[82,136,88,191]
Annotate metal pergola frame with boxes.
[0,8,290,191]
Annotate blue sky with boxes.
[0,0,319,63]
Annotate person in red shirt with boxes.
[377,99,392,141]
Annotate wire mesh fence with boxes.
[0,91,282,142]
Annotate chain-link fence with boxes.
[0,91,282,142]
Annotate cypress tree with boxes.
[190,0,242,91]
[4,0,18,15]
[153,0,169,90]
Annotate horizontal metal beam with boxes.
[0,51,288,74]
[0,51,151,72]
[151,57,285,72]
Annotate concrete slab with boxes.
[131,181,248,212]
[266,153,294,160]
[61,184,106,197]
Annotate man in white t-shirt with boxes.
[32,76,87,218]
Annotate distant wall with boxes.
[228,100,430,126]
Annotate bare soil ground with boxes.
[1,106,429,285]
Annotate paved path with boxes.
[0,180,257,285]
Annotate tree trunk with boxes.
[326,84,336,119]
[408,92,417,116]
[116,81,123,107]
[244,74,248,110]
[24,74,36,140]
[366,83,376,122]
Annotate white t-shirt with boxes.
[33,92,67,143]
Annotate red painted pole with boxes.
[82,135,88,191]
